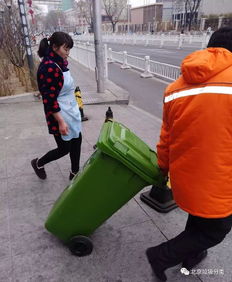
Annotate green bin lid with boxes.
[97,121,164,185]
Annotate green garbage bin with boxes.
[45,121,165,256]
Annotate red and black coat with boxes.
[37,48,68,135]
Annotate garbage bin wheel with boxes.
[68,235,93,256]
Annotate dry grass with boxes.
[0,50,38,96]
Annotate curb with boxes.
[0,92,36,100]
[0,89,129,106]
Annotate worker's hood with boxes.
[181,48,232,84]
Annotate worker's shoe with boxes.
[81,116,88,122]
[182,250,208,270]
[31,158,47,179]
[146,247,167,281]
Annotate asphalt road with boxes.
[107,43,198,66]
[108,44,200,118]
[109,64,167,119]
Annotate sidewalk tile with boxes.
[0,257,12,282]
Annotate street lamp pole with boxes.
[17,0,34,77]
[93,0,105,93]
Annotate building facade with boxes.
[171,0,232,31]
[172,0,232,21]
[130,3,163,32]
[156,0,173,22]
[200,0,232,16]
[33,0,62,12]
[62,0,74,11]
[63,7,89,33]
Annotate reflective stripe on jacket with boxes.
[157,48,232,218]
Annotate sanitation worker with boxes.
[146,27,232,281]
[31,32,82,181]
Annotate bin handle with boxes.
[149,149,168,185]
[113,141,128,154]
[149,149,157,166]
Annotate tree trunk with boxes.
[188,17,193,31]
[112,22,116,33]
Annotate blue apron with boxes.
[57,69,81,141]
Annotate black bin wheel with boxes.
[68,235,93,257]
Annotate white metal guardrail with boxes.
[71,42,181,82]
[127,54,145,71]
[108,49,123,63]
[74,33,211,49]
[150,60,180,80]
[109,48,180,81]
[70,43,95,71]
[70,42,108,79]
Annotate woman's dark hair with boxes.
[207,27,232,52]
[37,31,74,58]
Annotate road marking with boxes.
[131,52,149,56]
[140,48,174,54]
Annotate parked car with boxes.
[74,31,82,35]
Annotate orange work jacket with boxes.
[157,47,232,218]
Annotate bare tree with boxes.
[75,0,93,32]
[43,10,66,33]
[102,0,127,33]
[184,0,202,30]
[28,3,44,35]
[0,0,25,67]
[0,0,36,94]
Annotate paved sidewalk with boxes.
[69,59,129,105]
[0,62,231,282]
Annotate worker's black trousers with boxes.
[38,133,82,173]
[153,213,232,268]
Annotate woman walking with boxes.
[31,32,82,181]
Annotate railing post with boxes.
[108,48,114,63]
[160,34,165,48]
[123,34,126,45]
[177,33,184,49]
[140,56,153,78]
[120,51,131,69]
